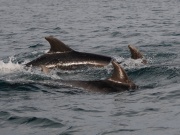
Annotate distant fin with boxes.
[45,36,73,53]
[128,45,147,64]
[108,60,131,83]
[40,65,49,74]
[128,45,143,59]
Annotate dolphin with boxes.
[41,60,138,93]
[128,45,147,64]
[26,36,146,70]
[26,36,113,70]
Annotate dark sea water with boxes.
[0,0,180,135]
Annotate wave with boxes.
[0,111,64,128]
[129,64,180,89]
[8,116,63,128]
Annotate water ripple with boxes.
[7,115,64,128]
[0,0,180,134]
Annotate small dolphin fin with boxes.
[108,60,130,83]
[128,45,143,59]
[128,45,147,64]
[40,65,49,74]
[45,36,73,53]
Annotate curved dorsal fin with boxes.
[108,60,130,83]
[128,45,143,59]
[45,36,73,53]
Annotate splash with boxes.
[0,57,24,74]
[113,56,149,69]
[113,56,125,63]
[121,58,145,69]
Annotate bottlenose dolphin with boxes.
[41,60,138,93]
[26,36,112,70]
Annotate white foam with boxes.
[113,55,154,70]
[0,57,24,74]
[121,58,145,69]
[113,56,145,69]
[113,56,125,63]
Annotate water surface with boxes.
[0,0,180,135]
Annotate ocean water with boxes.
[0,0,180,135]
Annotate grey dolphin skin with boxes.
[26,36,112,70]
[41,60,137,93]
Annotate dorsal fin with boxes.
[45,36,73,53]
[108,60,131,83]
[128,45,147,64]
[128,45,143,59]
